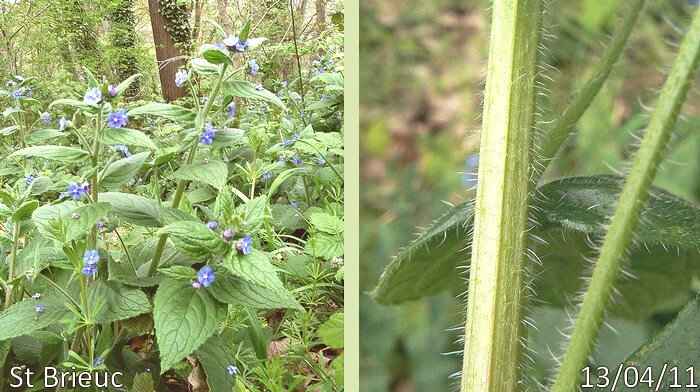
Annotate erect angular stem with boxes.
[461,1,542,391]
[552,8,700,392]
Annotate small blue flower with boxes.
[214,42,224,49]
[327,60,334,67]
[236,236,253,255]
[291,201,298,208]
[249,59,259,75]
[207,221,218,229]
[84,250,100,265]
[283,139,293,147]
[262,172,271,180]
[83,87,102,105]
[226,103,236,116]
[25,176,35,185]
[66,183,86,200]
[200,128,215,145]
[291,156,302,166]
[175,69,189,87]
[107,108,128,128]
[82,264,97,276]
[23,87,31,96]
[282,81,288,88]
[59,117,67,131]
[317,157,326,165]
[11,90,21,99]
[197,266,215,287]
[108,85,117,96]
[112,144,131,157]
[227,365,238,375]
[93,357,105,367]
[279,156,285,163]
[35,305,44,313]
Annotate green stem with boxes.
[552,8,700,392]
[289,1,306,115]
[146,63,229,277]
[4,221,20,309]
[533,0,645,182]
[36,273,81,310]
[90,106,103,247]
[461,1,542,391]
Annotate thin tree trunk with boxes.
[147,0,189,102]
[216,0,232,32]
[315,0,325,32]
[192,0,204,48]
[108,0,141,98]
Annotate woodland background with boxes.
[360,0,699,390]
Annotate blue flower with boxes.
[262,172,271,180]
[206,221,218,229]
[83,87,102,105]
[25,176,35,185]
[59,117,67,131]
[290,201,298,208]
[82,264,97,276]
[283,139,293,147]
[41,112,51,123]
[282,81,288,88]
[317,157,326,165]
[197,266,215,287]
[250,59,259,75]
[84,249,100,265]
[11,90,21,99]
[107,108,128,128]
[279,156,285,163]
[226,103,236,116]
[66,183,86,200]
[214,42,224,49]
[292,133,300,140]
[108,85,117,96]
[291,156,302,166]
[227,365,238,375]
[93,357,105,367]
[236,236,253,255]
[112,144,131,157]
[23,87,31,96]
[463,154,479,188]
[200,127,215,145]
[35,305,44,313]
[175,69,189,87]
[327,60,334,67]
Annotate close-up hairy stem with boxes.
[461,1,542,391]
[552,8,700,392]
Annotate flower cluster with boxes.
[83,87,102,105]
[236,235,253,255]
[82,249,100,276]
[223,35,249,52]
[112,144,131,157]
[10,86,30,99]
[107,109,129,128]
[175,69,189,87]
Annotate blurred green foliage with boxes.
[360,0,699,390]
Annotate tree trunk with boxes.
[192,0,204,48]
[60,0,102,76]
[315,0,325,32]
[108,0,141,98]
[216,0,232,32]
[147,0,189,102]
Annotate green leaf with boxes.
[159,206,199,226]
[594,298,699,391]
[130,372,155,392]
[0,297,70,341]
[10,146,89,163]
[374,175,700,305]
[153,279,222,373]
[332,352,344,386]
[88,280,151,323]
[0,125,18,136]
[49,98,98,113]
[317,313,343,349]
[308,211,343,234]
[209,267,301,310]
[169,160,228,190]
[239,20,251,42]
[65,202,111,242]
[99,152,150,189]
[195,335,238,392]
[99,192,161,227]
[199,44,232,65]
[115,73,141,94]
[191,58,220,75]
[159,266,197,281]
[235,196,268,232]
[31,200,80,237]
[25,129,66,144]
[12,200,39,222]
[209,128,244,148]
[127,103,197,124]
[305,233,344,260]
[222,249,288,296]
[220,80,286,110]
[157,221,229,259]
[99,128,157,150]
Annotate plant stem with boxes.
[461,1,542,391]
[4,221,20,308]
[533,0,645,183]
[147,63,229,277]
[289,1,306,113]
[91,106,103,247]
[552,9,700,392]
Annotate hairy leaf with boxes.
[10,146,89,163]
[99,128,157,150]
[195,335,238,392]
[88,280,151,323]
[0,297,70,341]
[99,192,161,227]
[317,313,344,349]
[210,267,301,310]
[170,160,228,190]
[157,221,229,259]
[222,249,288,296]
[221,80,286,110]
[99,152,150,189]
[127,103,197,124]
